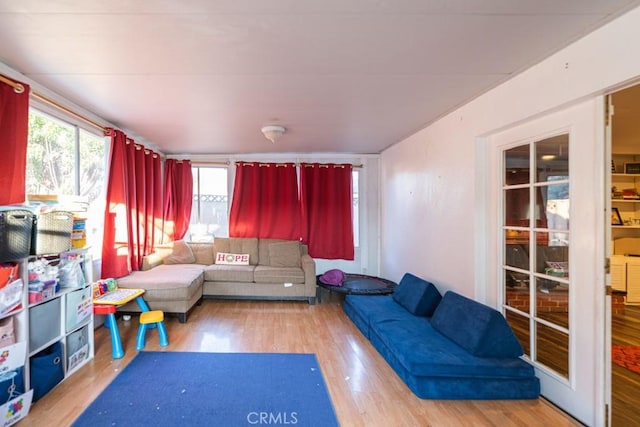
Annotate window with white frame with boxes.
[26,108,107,260]
[352,169,359,247]
[188,165,359,246]
[189,166,229,241]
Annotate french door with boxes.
[482,98,606,426]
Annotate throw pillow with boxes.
[268,241,301,268]
[163,240,196,265]
[318,269,345,286]
[215,252,250,265]
[392,273,442,316]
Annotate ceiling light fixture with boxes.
[261,125,286,143]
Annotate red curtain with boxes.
[229,162,300,239]
[163,159,193,241]
[0,80,30,205]
[101,129,162,278]
[101,130,131,278]
[300,163,354,260]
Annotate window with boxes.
[189,165,359,248]
[26,108,107,259]
[353,170,359,247]
[189,166,228,241]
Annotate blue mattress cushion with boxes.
[392,273,442,316]
[430,291,523,358]
[344,295,411,335]
[369,314,534,378]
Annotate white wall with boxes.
[381,6,640,294]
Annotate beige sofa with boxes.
[116,238,317,322]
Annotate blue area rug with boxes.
[72,352,339,427]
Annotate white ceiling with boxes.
[0,0,638,155]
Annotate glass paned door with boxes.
[503,134,570,377]
[485,98,605,425]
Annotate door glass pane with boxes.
[535,135,569,182]
[505,311,531,356]
[505,145,530,185]
[536,322,569,377]
[535,278,569,329]
[505,188,530,227]
[543,183,570,222]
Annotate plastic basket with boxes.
[31,211,74,255]
[0,210,34,262]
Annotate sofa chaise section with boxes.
[116,263,204,323]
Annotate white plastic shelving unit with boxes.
[26,248,94,401]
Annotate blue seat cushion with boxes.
[392,273,442,316]
[369,315,533,378]
[344,295,411,338]
[430,291,523,358]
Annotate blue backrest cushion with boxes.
[392,273,442,316]
[430,291,523,358]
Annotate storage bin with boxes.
[0,366,24,404]
[0,317,15,349]
[0,209,34,262]
[0,280,23,316]
[66,324,89,371]
[31,211,74,255]
[30,341,64,402]
[27,280,56,304]
[28,297,61,351]
[65,286,92,332]
[0,263,19,288]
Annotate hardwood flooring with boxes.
[22,294,582,427]
[612,304,640,427]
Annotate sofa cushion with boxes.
[213,238,259,265]
[430,291,523,358]
[257,239,279,266]
[344,295,414,337]
[204,265,255,282]
[189,242,214,265]
[268,241,301,268]
[253,266,305,284]
[369,315,535,378]
[392,273,441,316]
[116,264,204,301]
[163,240,196,265]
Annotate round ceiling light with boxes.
[261,125,286,143]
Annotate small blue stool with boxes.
[136,310,169,350]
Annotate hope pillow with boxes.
[215,252,250,265]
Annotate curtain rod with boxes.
[1,72,106,132]
[191,161,231,166]
[0,74,25,93]
[32,92,106,133]
[193,161,363,168]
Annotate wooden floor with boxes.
[21,293,583,427]
[612,304,640,427]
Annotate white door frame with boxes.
[476,97,607,426]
